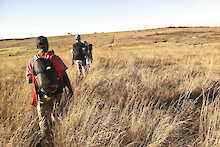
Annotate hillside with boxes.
[1,27,220,146]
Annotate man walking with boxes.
[84,41,93,68]
[26,36,73,147]
[71,34,88,78]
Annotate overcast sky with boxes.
[0,0,220,39]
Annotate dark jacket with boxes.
[72,42,85,60]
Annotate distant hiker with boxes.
[26,36,73,147]
[84,41,93,68]
[71,34,88,78]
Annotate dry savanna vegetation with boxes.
[1,27,220,146]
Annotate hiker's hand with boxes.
[28,79,32,84]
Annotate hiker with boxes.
[84,41,93,68]
[71,34,88,78]
[26,36,73,147]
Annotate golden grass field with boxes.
[1,27,220,146]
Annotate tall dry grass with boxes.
[1,27,220,146]
[52,50,220,147]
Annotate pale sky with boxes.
[0,0,220,39]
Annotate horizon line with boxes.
[1,25,219,41]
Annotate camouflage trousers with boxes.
[37,93,62,147]
[75,60,88,77]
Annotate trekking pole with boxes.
[64,87,68,102]
[64,87,72,104]
[62,87,69,115]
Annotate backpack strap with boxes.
[38,50,55,59]
[33,55,40,61]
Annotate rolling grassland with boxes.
[1,27,220,146]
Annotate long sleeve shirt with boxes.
[26,55,39,81]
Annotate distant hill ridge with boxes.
[0,37,32,42]
[0,26,218,41]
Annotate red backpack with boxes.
[38,50,66,83]
[31,50,67,106]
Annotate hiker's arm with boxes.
[90,52,93,63]
[72,56,74,65]
[63,72,73,93]
[26,58,34,84]
[89,44,93,62]
[28,79,32,83]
